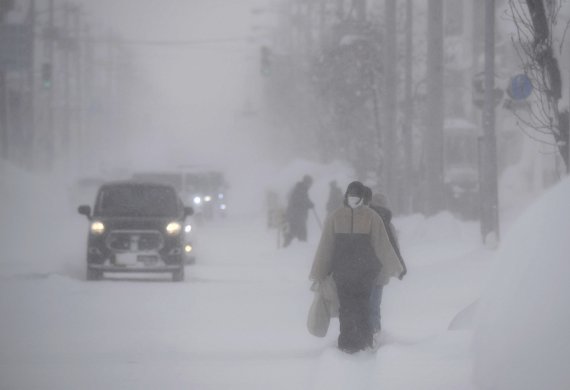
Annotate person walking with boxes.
[283,175,314,247]
[310,181,404,353]
[363,187,407,338]
[326,180,344,215]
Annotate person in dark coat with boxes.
[363,187,407,336]
[283,175,314,247]
[326,180,344,215]
[310,181,404,353]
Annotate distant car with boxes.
[78,181,193,282]
[183,170,229,220]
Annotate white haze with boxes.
[76,0,285,208]
[1,1,569,389]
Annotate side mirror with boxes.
[78,205,92,219]
[184,206,194,217]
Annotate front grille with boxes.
[106,230,163,252]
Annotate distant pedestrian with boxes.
[326,180,344,215]
[310,181,404,353]
[283,175,314,247]
[364,188,407,336]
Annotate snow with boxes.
[472,177,570,390]
[0,162,485,390]
[0,162,567,389]
[2,0,568,386]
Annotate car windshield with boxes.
[95,185,179,217]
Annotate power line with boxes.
[94,37,248,47]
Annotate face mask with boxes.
[347,196,362,208]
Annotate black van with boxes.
[78,181,193,282]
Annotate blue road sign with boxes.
[508,74,533,101]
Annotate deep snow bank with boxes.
[472,178,570,390]
[0,164,84,277]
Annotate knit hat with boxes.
[344,181,365,206]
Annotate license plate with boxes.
[137,255,159,266]
[114,253,137,266]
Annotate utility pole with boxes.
[403,0,414,213]
[45,0,55,169]
[40,0,58,170]
[61,2,70,168]
[72,4,82,170]
[0,0,12,165]
[106,31,116,136]
[425,0,445,215]
[383,0,397,208]
[481,0,500,243]
[83,24,92,163]
[27,0,36,169]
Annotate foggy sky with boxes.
[75,0,270,172]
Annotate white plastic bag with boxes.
[307,288,330,337]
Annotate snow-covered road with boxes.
[0,211,492,390]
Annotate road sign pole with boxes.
[481,0,500,245]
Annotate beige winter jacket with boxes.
[309,205,403,286]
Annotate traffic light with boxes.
[41,62,52,89]
[260,46,272,76]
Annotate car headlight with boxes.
[220,204,227,210]
[184,224,192,233]
[166,222,182,235]
[90,221,105,235]
[204,195,212,202]
[184,244,193,253]
[193,196,201,205]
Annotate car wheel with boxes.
[172,267,184,282]
[86,267,103,281]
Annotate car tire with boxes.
[172,267,184,282]
[86,267,103,281]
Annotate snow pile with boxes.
[472,177,570,390]
[0,164,84,278]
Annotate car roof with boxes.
[99,180,178,191]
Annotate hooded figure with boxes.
[364,189,407,335]
[326,180,344,215]
[283,175,314,247]
[310,181,404,353]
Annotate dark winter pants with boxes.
[369,285,384,333]
[337,285,373,353]
[283,218,307,247]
